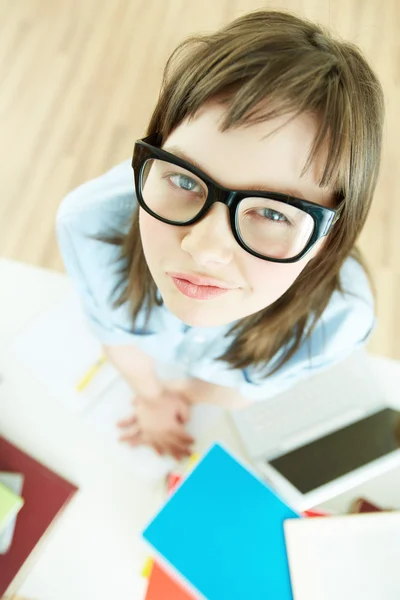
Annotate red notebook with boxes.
[145,561,197,600]
[144,471,197,599]
[0,435,78,597]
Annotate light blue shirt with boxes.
[56,160,375,401]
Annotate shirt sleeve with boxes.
[56,160,138,345]
[238,257,375,402]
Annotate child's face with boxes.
[139,102,334,328]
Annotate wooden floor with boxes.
[1,0,399,359]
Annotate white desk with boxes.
[1,258,400,600]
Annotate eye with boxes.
[259,208,290,224]
[168,173,201,193]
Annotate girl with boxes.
[57,10,384,460]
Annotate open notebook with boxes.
[9,291,224,480]
[284,511,400,600]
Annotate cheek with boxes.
[244,255,311,304]
[139,209,177,260]
[251,238,326,300]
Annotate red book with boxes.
[303,508,330,517]
[145,561,197,600]
[166,472,183,494]
[0,435,78,597]
[350,497,388,513]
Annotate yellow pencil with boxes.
[141,556,154,578]
[76,355,107,392]
[187,452,200,470]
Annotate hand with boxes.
[117,389,195,460]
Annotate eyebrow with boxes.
[162,144,306,200]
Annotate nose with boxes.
[180,203,236,267]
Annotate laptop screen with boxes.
[269,408,400,493]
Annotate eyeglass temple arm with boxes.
[332,198,346,224]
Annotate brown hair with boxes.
[106,10,384,375]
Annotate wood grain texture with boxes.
[1,0,399,358]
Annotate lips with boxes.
[168,272,236,289]
[168,272,236,300]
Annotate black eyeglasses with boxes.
[132,134,343,263]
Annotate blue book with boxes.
[142,443,300,600]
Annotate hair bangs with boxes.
[210,61,351,199]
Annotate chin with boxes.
[161,294,233,328]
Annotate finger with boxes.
[164,434,194,452]
[166,436,195,450]
[167,443,192,460]
[118,423,141,442]
[152,443,164,456]
[176,401,191,424]
[127,434,143,447]
[119,431,142,446]
[117,415,138,428]
[171,451,184,461]
[172,431,195,445]
[164,422,194,442]
[142,434,189,459]
[140,432,166,454]
[119,430,140,442]
[165,445,185,461]
[161,431,195,448]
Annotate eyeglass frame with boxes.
[132,133,344,263]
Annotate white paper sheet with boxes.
[284,511,400,600]
[10,291,118,413]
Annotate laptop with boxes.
[230,349,400,510]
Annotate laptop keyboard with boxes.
[236,393,368,458]
[231,351,383,459]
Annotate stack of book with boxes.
[141,444,399,600]
[0,435,78,598]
